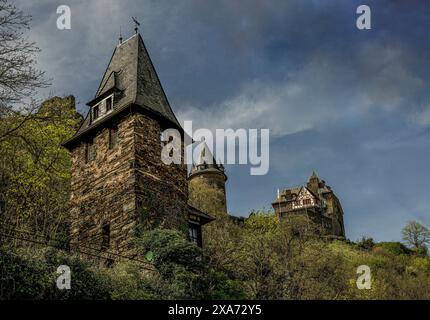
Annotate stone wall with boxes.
[133,113,188,233]
[70,113,137,255]
[323,192,345,237]
[69,111,189,258]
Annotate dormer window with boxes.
[106,96,113,111]
[89,94,114,124]
[93,105,99,120]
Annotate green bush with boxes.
[356,237,375,251]
[0,247,111,300]
[1,221,430,300]
[375,242,411,256]
[134,228,205,299]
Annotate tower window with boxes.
[93,105,99,120]
[106,96,113,111]
[0,197,4,214]
[188,223,202,247]
[109,125,119,149]
[86,138,96,162]
[102,223,110,250]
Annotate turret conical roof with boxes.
[189,141,227,181]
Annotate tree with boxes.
[0,0,49,141]
[402,221,430,250]
[356,236,375,250]
[0,96,81,241]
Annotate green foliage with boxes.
[2,218,430,300]
[0,245,160,300]
[0,247,111,300]
[104,262,154,300]
[410,246,428,257]
[0,248,52,299]
[203,213,430,300]
[188,179,227,218]
[134,228,205,299]
[356,237,375,251]
[0,96,82,240]
[245,209,279,233]
[144,250,154,262]
[200,270,247,300]
[374,242,411,256]
[43,248,111,299]
[136,228,203,277]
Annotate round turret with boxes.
[188,143,228,217]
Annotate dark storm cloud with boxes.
[14,0,430,241]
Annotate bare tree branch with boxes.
[0,0,50,141]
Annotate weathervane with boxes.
[132,17,141,34]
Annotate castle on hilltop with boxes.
[272,172,345,237]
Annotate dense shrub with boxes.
[356,237,375,251]
[374,242,411,256]
[1,217,429,300]
[0,247,111,299]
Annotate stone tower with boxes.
[306,172,345,237]
[63,33,213,256]
[188,143,228,217]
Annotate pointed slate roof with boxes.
[197,141,217,166]
[189,141,227,181]
[63,33,180,148]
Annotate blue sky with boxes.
[15,0,430,242]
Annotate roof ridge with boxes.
[136,34,181,128]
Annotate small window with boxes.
[303,199,311,205]
[102,223,110,250]
[189,225,198,243]
[93,105,100,120]
[0,198,4,214]
[109,125,119,149]
[106,96,113,111]
[189,224,202,247]
[86,138,96,162]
